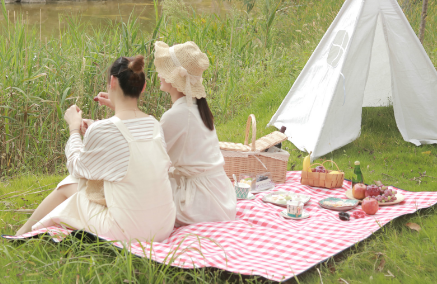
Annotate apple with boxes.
[352,183,366,200]
[365,184,380,197]
[362,197,379,215]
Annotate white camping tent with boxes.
[268,0,437,159]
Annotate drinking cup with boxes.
[235,183,250,199]
[287,200,304,218]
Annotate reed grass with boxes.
[0,0,339,176]
[1,0,437,283]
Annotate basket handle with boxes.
[244,114,257,151]
[322,160,341,171]
[310,160,341,171]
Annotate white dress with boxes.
[160,96,237,225]
[33,117,176,242]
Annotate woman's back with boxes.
[160,97,224,175]
[66,117,167,182]
[103,116,175,242]
[160,97,236,226]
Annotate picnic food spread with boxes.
[232,154,407,221]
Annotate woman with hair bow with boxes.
[16,55,176,241]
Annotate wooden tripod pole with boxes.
[419,0,429,43]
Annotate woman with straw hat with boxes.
[153,41,236,226]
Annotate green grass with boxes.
[1,0,437,283]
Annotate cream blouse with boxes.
[160,96,236,225]
[65,117,166,182]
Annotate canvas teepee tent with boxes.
[268,0,437,159]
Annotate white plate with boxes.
[251,186,275,194]
[237,193,256,200]
[280,210,310,220]
[262,191,311,207]
[345,189,405,206]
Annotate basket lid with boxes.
[219,131,287,152]
[250,131,288,152]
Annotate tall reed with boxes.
[0,0,435,176]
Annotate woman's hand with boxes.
[80,119,95,136]
[95,92,115,110]
[64,105,83,133]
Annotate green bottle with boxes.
[352,161,364,187]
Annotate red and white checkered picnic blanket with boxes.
[4,171,437,282]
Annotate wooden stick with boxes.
[0,209,35,214]
[317,268,324,284]
[419,0,429,43]
[382,173,395,179]
[0,190,25,199]
[1,187,54,200]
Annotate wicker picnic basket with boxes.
[300,160,344,189]
[219,114,290,183]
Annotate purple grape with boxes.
[393,190,397,194]
[392,196,397,201]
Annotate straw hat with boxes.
[154,41,209,104]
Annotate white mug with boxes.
[287,200,304,218]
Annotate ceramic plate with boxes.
[251,186,275,194]
[262,191,311,207]
[237,193,256,200]
[280,210,310,220]
[319,197,359,211]
[345,189,405,206]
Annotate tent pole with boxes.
[419,0,428,43]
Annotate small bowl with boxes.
[235,183,251,199]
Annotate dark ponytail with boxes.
[197,98,214,131]
[108,55,145,98]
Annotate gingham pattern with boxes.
[4,171,437,282]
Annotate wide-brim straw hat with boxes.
[154,41,209,102]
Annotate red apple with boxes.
[362,197,379,215]
[365,184,380,197]
[352,183,366,200]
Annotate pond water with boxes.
[1,0,231,36]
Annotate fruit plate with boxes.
[319,197,359,211]
[262,191,311,207]
[345,189,405,206]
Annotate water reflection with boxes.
[1,0,230,36]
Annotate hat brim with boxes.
[154,41,207,99]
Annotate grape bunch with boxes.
[374,188,397,203]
